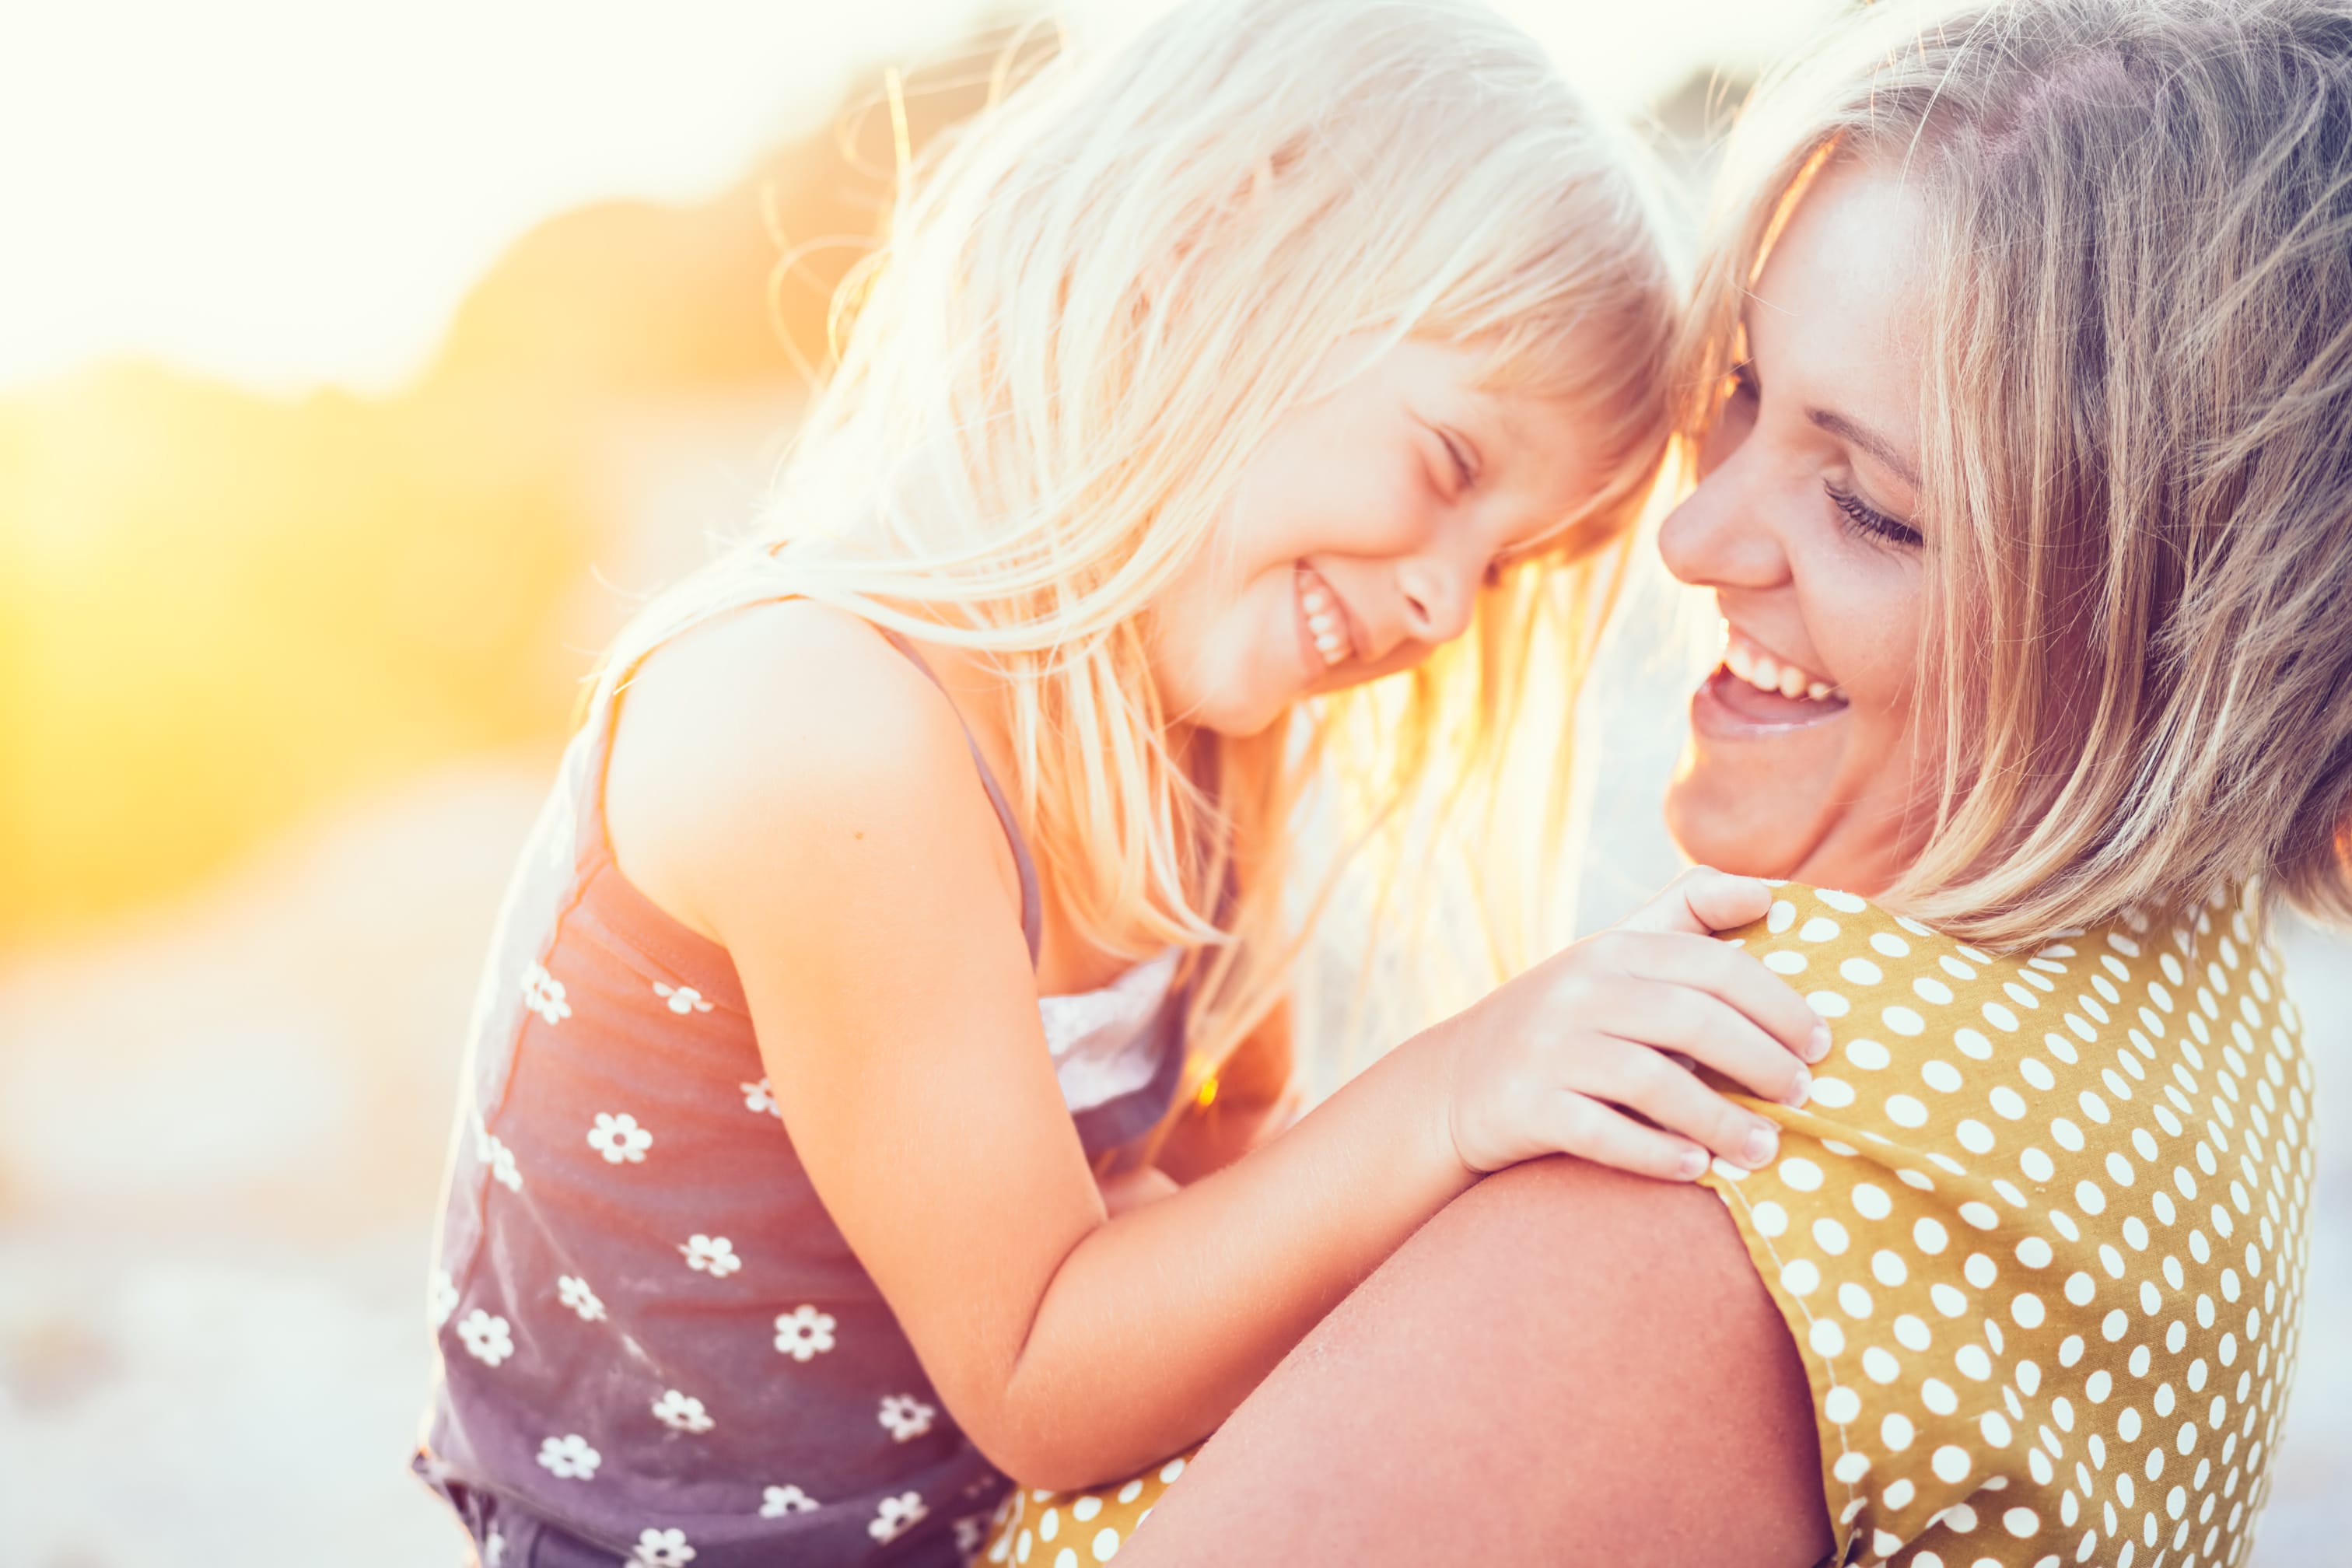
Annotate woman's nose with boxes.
[1657,460,1786,590]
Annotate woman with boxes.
[986,0,2350,1562]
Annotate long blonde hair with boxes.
[596,0,1680,1077]
[1682,0,2352,945]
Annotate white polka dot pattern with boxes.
[983,1460,1191,1563]
[979,886,2315,1568]
[1704,884,2314,1568]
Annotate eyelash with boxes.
[1824,482,1924,549]
[1731,359,1919,549]
[1437,429,1477,491]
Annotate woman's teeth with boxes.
[1301,573,1347,667]
[1723,634,1836,702]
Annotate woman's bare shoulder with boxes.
[1116,1157,1833,1567]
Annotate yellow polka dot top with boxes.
[1701,884,2315,1568]
[980,884,2316,1568]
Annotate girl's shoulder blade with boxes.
[604,597,1019,947]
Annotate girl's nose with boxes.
[1398,562,1475,646]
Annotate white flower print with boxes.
[869,1492,928,1545]
[877,1394,936,1443]
[471,1115,523,1191]
[632,1527,695,1566]
[588,1111,653,1164]
[456,1308,515,1367]
[772,1305,837,1362]
[954,1515,986,1556]
[557,1274,607,1323]
[429,1268,459,1329]
[522,961,572,1025]
[650,1388,715,1433]
[740,1076,777,1116]
[760,1483,819,1518]
[537,1433,601,1481]
[653,982,713,1015]
[679,1234,742,1278]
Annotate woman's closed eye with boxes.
[1824,481,1923,549]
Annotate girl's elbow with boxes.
[964,1409,1125,1495]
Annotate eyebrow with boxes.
[1807,407,1920,490]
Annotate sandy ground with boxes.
[2,579,2346,1565]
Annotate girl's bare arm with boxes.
[608,602,1818,1490]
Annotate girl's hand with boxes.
[1435,867,1825,1182]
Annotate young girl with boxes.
[413,2,1827,1563]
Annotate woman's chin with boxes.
[1661,757,1808,881]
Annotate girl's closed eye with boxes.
[1429,424,1479,495]
[1823,481,1923,549]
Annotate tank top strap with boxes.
[569,606,1044,971]
[867,624,1045,968]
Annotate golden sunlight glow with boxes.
[0,0,1836,396]
[0,0,1837,940]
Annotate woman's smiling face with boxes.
[1661,158,1935,895]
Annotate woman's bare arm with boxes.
[1115,1156,1836,1567]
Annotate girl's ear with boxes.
[1134,141,1300,331]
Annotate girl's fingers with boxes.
[1611,866,1774,939]
[1548,1091,1713,1183]
[1585,1038,1781,1170]
[1610,930,1829,1065]
[1577,978,1811,1109]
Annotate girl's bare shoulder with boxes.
[604,598,1003,942]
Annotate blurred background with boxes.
[0,2,2342,1561]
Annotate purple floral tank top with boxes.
[412,625,1185,1566]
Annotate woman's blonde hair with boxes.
[1682,0,2352,946]
[596,0,1681,1077]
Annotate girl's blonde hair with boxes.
[598,0,1682,1077]
[1682,0,2352,946]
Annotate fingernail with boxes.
[1782,1069,1812,1108]
[1807,1022,1832,1062]
[1678,1148,1710,1180]
[1744,1123,1778,1167]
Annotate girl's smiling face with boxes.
[1661,158,1935,895]
[1146,334,1613,737]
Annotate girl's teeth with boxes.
[1752,653,1781,691]
[1807,681,1832,702]
[1300,568,1346,667]
[1776,665,1807,700]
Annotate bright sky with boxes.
[1,0,1835,396]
